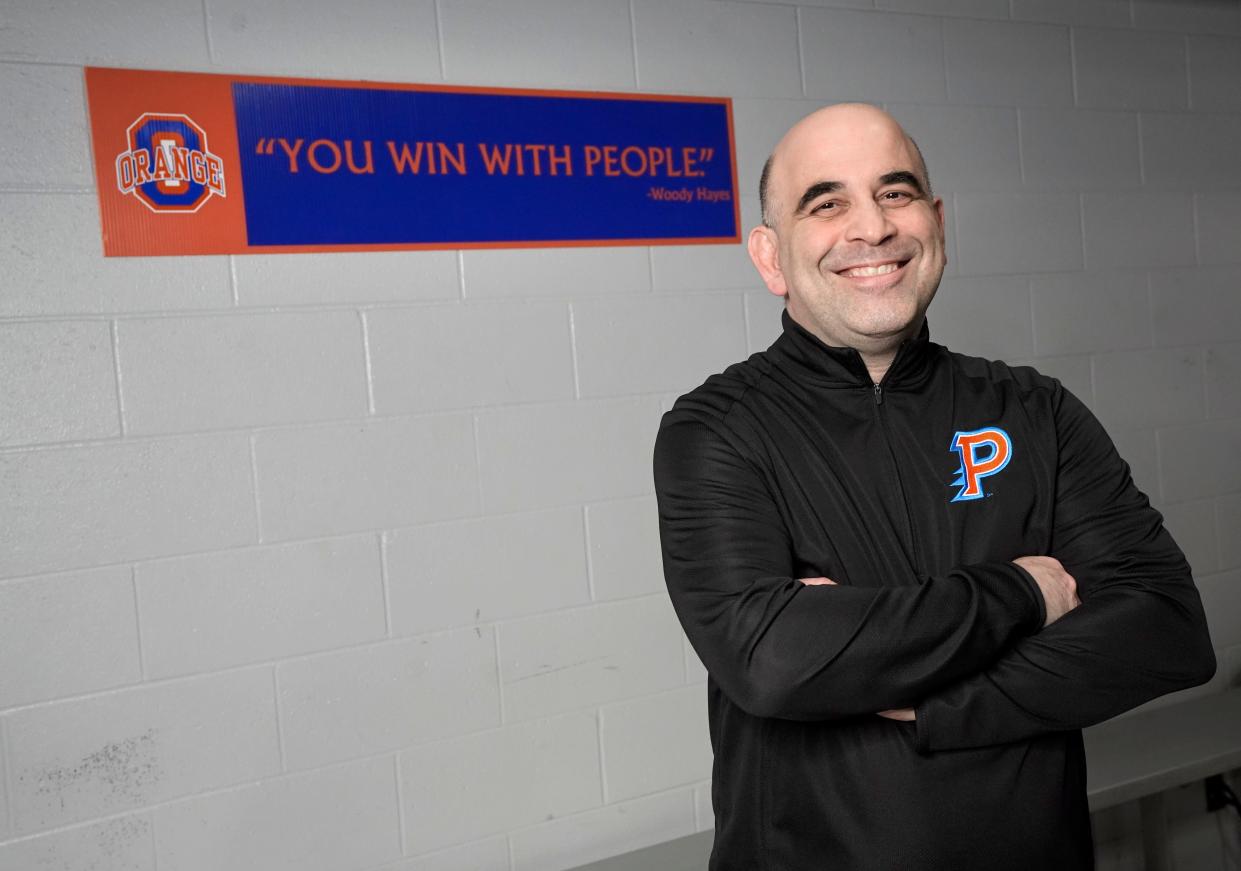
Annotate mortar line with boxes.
[229,255,240,307]
[0,494,667,594]
[1068,25,1080,106]
[596,709,609,805]
[248,434,264,543]
[493,624,507,726]
[1184,34,1193,111]
[271,666,287,772]
[360,310,377,416]
[0,59,83,70]
[568,304,582,399]
[471,413,485,514]
[108,319,128,438]
[0,184,93,194]
[0,619,587,718]
[0,805,169,850]
[394,754,408,855]
[582,505,598,602]
[433,0,447,81]
[1153,423,1167,507]
[379,532,393,638]
[201,0,215,62]
[131,565,148,681]
[0,711,642,846]
[628,0,641,88]
[0,393,667,454]
[796,7,807,97]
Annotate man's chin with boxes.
[842,310,927,348]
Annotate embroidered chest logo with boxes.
[949,427,1012,502]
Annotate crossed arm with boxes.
[909,387,1215,751]
[808,553,1082,721]
[653,385,1215,749]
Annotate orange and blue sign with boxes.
[949,427,1012,502]
[85,67,740,257]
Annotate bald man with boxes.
[653,104,1215,870]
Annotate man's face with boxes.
[749,106,946,352]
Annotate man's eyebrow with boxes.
[795,180,842,214]
[879,170,925,195]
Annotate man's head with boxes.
[748,103,946,356]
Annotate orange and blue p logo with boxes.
[949,427,1012,502]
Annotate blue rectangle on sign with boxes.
[230,83,739,248]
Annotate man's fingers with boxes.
[1013,555,1081,627]
[876,708,916,721]
[800,577,837,585]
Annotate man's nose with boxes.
[843,198,896,246]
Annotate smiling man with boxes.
[749,103,945,378]
[652,104,1216,870]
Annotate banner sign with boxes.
[85,67,740,257]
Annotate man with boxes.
[651,103,1216,870]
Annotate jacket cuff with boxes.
[913,699,931,755]
[1007,561,1046,630]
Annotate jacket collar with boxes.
[767,308,937,389]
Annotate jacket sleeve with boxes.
[654,411,1046,721]
[914,383,1217,753]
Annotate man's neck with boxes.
[866,359,894,386]
[785,306,921,386]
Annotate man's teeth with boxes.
[841,263,900,277]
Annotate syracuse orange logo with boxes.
[115,113,225,213]
[949,427,1012,502]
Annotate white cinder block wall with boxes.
[1,1,1239,869]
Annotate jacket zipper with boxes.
[870,379,922,573]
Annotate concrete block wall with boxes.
[0,0,1238,869]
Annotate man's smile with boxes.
[830,258,915,289]
[835,260,906,278]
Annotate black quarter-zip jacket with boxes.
[652,309,1216,871]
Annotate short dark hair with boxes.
[758,136,933,228]
[759,153,775,227]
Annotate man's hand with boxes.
[1013,555,1081,627]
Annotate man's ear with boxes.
[747,225,787,299]
[933,196,948,267]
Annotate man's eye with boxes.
[881,190,913,203]
[814,200,841,213]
